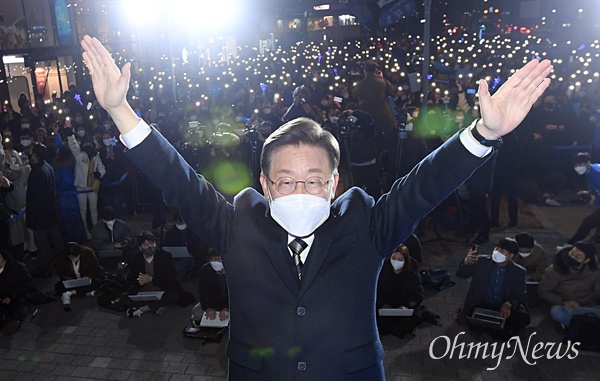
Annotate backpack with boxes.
[420,267,455,290]
[564,313,600,352]
[96,273,130,312]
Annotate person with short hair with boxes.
[513,232,547,281]
[538,241,600,328]
[83,35,551,380]
[54,242,103,309]
[184,250,229,337]
[90,206,133,263]
[457,238,530,339]
[562,152,600,245]
[120,231,193,318]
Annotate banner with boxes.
[379,0,415,28]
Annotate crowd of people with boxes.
[0,29,599,352]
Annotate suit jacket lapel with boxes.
[260,216,301,295]
[298,214,338,299]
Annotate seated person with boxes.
[0,249,32,336]
[538,241,600,329]
[456,238,530,340]
[184,250,229,337]
[90,206,133,264]
[376,244,424,338]
[54,242,103,310]
[120,231,193,318]
[513,232,547,282]
[163,213,208,278]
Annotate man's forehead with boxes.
[270,144,331,176]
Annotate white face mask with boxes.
[77,130,86,137]
[103,123,112,130]
[390,258,405,271]
[269,193,330,237]
[103,139,113,146]
[456,117,465,124]
[574,165,588,175]
[20,139,32,147]
[105,219,115,229]
[175,223,187,230]
[21,124,30,129]
[210,261,224,272]
[519,251,532,258]
[492,250,507,263]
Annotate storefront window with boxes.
[308,16,333,31]
[339,14,357,26]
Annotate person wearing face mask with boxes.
[119,231,194,318]
[184,249,229,338]
[376,244,423,339]
[90,206,133,267]
[163,213,209,278]
[0,249,32,336]
[54,242,102,310]
[457,238,530,340]
[17,129,33,154]
[67,129,106,239]
[513,232,547,282]
[538,241,600,329]
[83,36,552,379]
[558,152,600,246]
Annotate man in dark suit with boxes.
[457,238,530,339]
[82,35,552,380]
[120,231,193,318]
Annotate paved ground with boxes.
[0,193,598,381]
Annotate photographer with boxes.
[282,85,320,123]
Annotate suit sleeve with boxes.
[124,129,233,256]
[370,131,490,256]
[507,265,527,307]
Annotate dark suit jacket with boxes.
[127,249,194,306]
[456,256,527,315]
[125,128,488,380]
[26,161,59,229]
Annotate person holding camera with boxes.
[456,238,530,340]
[282,85,321,123]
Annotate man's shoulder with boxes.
[233,188,268,210]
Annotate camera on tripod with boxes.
[330,113,359,135]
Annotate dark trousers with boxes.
[377,314,423,339]
[568,207,600,244]
[2,297,26,322]
[490,171,518,225]
[55,278,102,296]
[33,226,64,271]
[467,303,530,340]
[119,289,178,312]
[465,194,490,238]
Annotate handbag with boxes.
[91,179,101,192]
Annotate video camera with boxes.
[329,113,359,135]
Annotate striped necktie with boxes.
[288,238,308,280]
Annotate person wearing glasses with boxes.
[82,35,552,380]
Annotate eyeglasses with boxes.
[267,176,331,195]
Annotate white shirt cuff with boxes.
[459,121,493,158]
[119,119,152,149]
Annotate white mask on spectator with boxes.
[456,116,465,124]
[77,130,86,137]
[519,252,532,258]
[105,219,115,229]
[21,124,30,129]
[20,139,32,147]
[574,165,588,175]
[390,258,405,271]
[103,139,112,146]
[175,223,187,230]
[210,261,224,272]
[492,250,507,263]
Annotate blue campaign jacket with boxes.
[125,127,488,381]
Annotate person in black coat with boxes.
[457,238,530,340]
[184,250,229,337]
[0,249,32,335]
[26,142,64,277]
[376,244,424,338]
[120,231,193,318]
